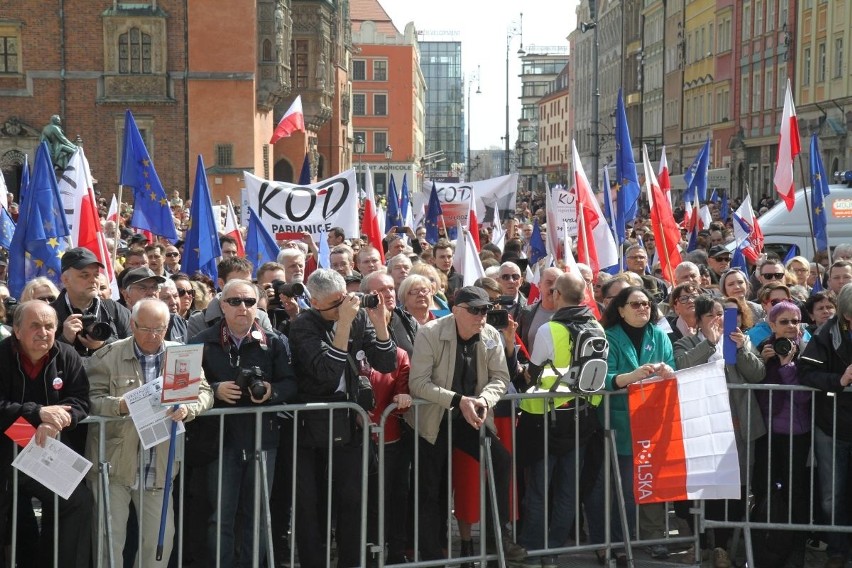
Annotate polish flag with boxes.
[269,96,306,144]
[60,148,119,299]
[628,360,741,503]
[774,79,801,211]
[571,139,618,274]
[544,183,562,259]
[360,165,385,264]
[467,187,481,251]
[525,263,540,305]
[107,194,118,223]
[643,145,682,284]
[658,146,672,205]
[681,199,693,230]
[223,196,246,257]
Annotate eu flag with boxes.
[182,156,222,282]
[615,89,640,245]
[385,174,402,231]
[19,154,29,203]
[298,153,311,185]
[684,139,710,204]
[8,142,70,298]
[120,110,178,241]
[424,181,443,244]
[809,134,831,253]
[602,164,616,236]
[528,219,547,265]
[400,173,411,225]
[0,206,15,249]
[246,207,280,277]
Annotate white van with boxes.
[755,184,852,260]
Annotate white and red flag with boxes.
[269,95,306,144]
[643,145,681,284]
[571,140,618,274]
[732,193,764,263]
[359,165,385,264]
[452,221,484,287]
[525,263,540,305]
[107,194,118,223]
[773,79,801,211]
[658,146,672,205]
[467,187,481,251]
[628,360,741,504]
[223,196,246,257]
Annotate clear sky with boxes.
[379,0,579,150]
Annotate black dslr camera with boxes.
[273,280,305,298]
[79,314,112,341]
[354,292,379,309]
[773,337,794,357]
[236,366,267,399]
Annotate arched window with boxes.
[262,39,273,62]
[118,27,152,74]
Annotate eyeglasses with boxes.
[177,289,193,297]
[36,295,56,303]
[676,294,698,304]
[134,323,167,335]
[776,318,800,326]
[500,274,521,281]
[713,256,732,262]
[223,297,258,307]
[165,252,180,258]
[761,272,785,280]
[316,295,347,312]
[626,300,651,310]
[768,298,788,306]
[461,305,492,316]
[407,287,431,296]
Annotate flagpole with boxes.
[113,185,123,270]
[576,193,591,270]
[440,214,448,240]
[794,154,820,262]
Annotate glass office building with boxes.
[419,41,464,170]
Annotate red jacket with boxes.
[367,347,410,443]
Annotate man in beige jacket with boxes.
[86,298,213,566]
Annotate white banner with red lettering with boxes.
[627,360,740,504]
[425,173,519,227]
[244,169,359,239]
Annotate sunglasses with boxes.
[776,318,800,326]
[165,252,180,258]
[177,289,193,297]
[714,256,732,262]
[223,297,257,307]
[626,300,651,310]
[462,305,492,316]
[37,295,57,303]
[500,274,521,281]
[762,272,785,280]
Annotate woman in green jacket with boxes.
[586,286,676,563]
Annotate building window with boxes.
[262,39,273,62]
[373,131,387,153]
[803,48,811,85]
[765,68,774,107]
[818,42,826,82]
[755,0,763,35]
[0,35,18,74]
[767,1,775,31]
[742,3,751,41]
[835,38,843,78]
[118,27,152,74]
[374,172,387,195]
[292,40,309,88]
[353,94,366,116]
[353,60,366,81]
[753,76,761,112]
[374,94,387,116]
[215,144,233,167]
[373,60,387,81]
[741,75,750,114]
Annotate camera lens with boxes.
[358,293,379,309]
[773,337,793,357]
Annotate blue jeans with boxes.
[519,447,584,551]
[585,453,636,546]
[814,427,852,558]
[207,447,277,568]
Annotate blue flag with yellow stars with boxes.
[8,142,69,298]
[810,133,831,253]
[424,181,443,244]
[120,110,178,241]
[245,207,280,278]
[0,206,15,249]
[684,139,710,204]
[182,155,222,283]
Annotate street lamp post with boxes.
[467,65,481,182]
[354,136,366,191]
[505,15,524,176]
[581,1,600,190]
[384,145,393,195]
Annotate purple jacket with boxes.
[756,336,811,435]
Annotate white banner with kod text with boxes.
[424,173,520,229]
[244,169,359,239]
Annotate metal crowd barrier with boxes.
[4,384,852,567]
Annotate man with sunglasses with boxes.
[756,259,787,291]
[498,261,527,319]
[407,286,527,564]
[707,245,732,285]
[190,280,297,567]
[163,245,181,274]
[289,269,397,568]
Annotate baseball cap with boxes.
[453,286,492,308]
[708,245,730,258]
[122,267,167,288]
[61,247,105,273]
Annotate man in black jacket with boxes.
[798,283,852,568]
[0,301,92,566]
[289,268,397,568]
[361,269,418,356]
[190,280,297,567]
[52,247,131,360]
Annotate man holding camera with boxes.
[289,268,397,568]
[407,286,526,563]
[53,247,131,359]
[190,280,297,567]
[86,299,213,566]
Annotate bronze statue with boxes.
[40,115,77,170]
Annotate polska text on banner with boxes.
[244,169,359,239]
[627,360,740,504]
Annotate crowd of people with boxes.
[1,187,852,568]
